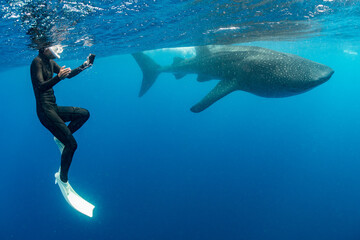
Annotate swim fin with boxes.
[55,170,95,217]
[54,137,64,154]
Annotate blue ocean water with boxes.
[2,1,360,240]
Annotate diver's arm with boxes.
[66,54,94,79]
[31,59,62,91]
[66,64,87,79]
[50,58,85,79]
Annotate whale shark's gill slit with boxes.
[191,80,238,113]
[132,52,161,97]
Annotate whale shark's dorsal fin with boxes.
[190,80,238,113]
[172,57,186,79]
[174,73,186,80]
[195,46,211,58]
[173,57,184,66]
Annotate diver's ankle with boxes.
[60,173,68,183]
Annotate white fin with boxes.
[54,137,65,154]
[55,171,95,217]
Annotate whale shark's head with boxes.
[313,65,334,85]
[288,63,334,94]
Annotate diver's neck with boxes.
[39,52,50,61]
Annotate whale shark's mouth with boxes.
[287,70,334,94]
[317,70,334,84]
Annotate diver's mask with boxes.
[48,45,63,59]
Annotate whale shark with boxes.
[132,45,334,112]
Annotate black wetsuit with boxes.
[30,53,89,183]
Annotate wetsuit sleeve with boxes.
[31,59,61,91]
[66,63,88,79]
[51,60,85,79]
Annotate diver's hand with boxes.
[82,60,90,68]
[82,54,95,68]
[58,66,71,80]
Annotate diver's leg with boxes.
[57,106,90,134]
[58,134,77,183]
[38,109,78,183]
[51,128,77,183]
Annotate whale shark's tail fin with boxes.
[132,52,161,97]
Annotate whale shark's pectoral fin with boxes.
[191,80,238,113]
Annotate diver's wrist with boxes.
[57,74,65,80]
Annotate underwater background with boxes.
[2,1,360,239]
